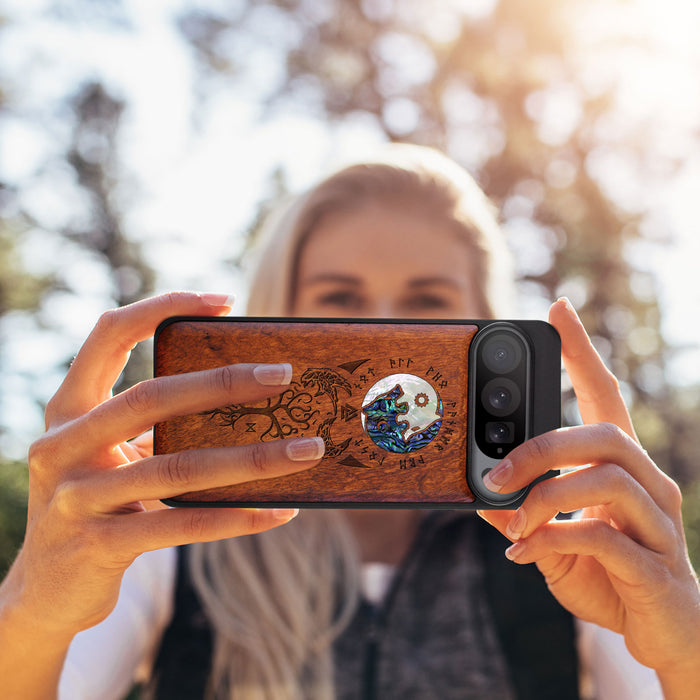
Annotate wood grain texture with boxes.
[155,319,478,506]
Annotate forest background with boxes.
[1,0,700,574]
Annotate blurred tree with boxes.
[176,0,700,494]
[61,81,156,390]
[0,210,54,317]
[0,11,45,572]
[0,0,698,573]
[0,197,46,577]
[0,19,154,568]
[682,477,700,571]
[0,459,28,577]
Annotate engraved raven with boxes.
[299,368,352,415]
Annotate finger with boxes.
[476,509,516,540]
[86,437,325,508]
[548,298,636,439]
[503,517,663,588]
[504,464,676,554]
[127,430,153,459]
[483,423,681,515]
[109,506,301,558]
[119,431,153,461]
[65,362,294,455]
[47,292,234,423]
[119,441,143,462]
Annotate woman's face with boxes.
[293,202,484,319]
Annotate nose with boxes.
[367,300,399,319]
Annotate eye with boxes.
[315,290,365,310]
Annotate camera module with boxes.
[470,323,531,463]
[467,320,560,507]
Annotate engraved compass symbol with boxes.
[360,373,443,453]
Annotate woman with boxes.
[0,146,697,699]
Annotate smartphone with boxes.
[153,317,560,509]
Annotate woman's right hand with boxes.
[1,292,324,642]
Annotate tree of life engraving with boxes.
[206,367,353,455]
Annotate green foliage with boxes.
[682,478,700,572]
[0,226,53,315]
[0,460,28,577]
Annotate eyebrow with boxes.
[301,274,462,289]
[302,273,362,286]
[407,277,462,290]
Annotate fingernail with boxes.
[199,293,236,308]
[273,508,299,521]
[505,541,527,562]
[286,437,325,461]
[557,296,578,319]
[483,460,512,493]
[254,363,293,386]
[506,509,527,540]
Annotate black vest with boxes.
[148,514,579,699]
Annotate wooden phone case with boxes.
[154,317,560,508]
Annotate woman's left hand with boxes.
[478,298,700,696]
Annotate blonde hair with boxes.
[246,143,514,318]
[189,512,359,700]
[188,144,514,699]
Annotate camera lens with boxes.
[482,334,523,374]
[481,378,521,417]
[486,421,514,444]
[489,387,510,411]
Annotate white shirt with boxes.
[59,548,176,700]
[59,548,663,700]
